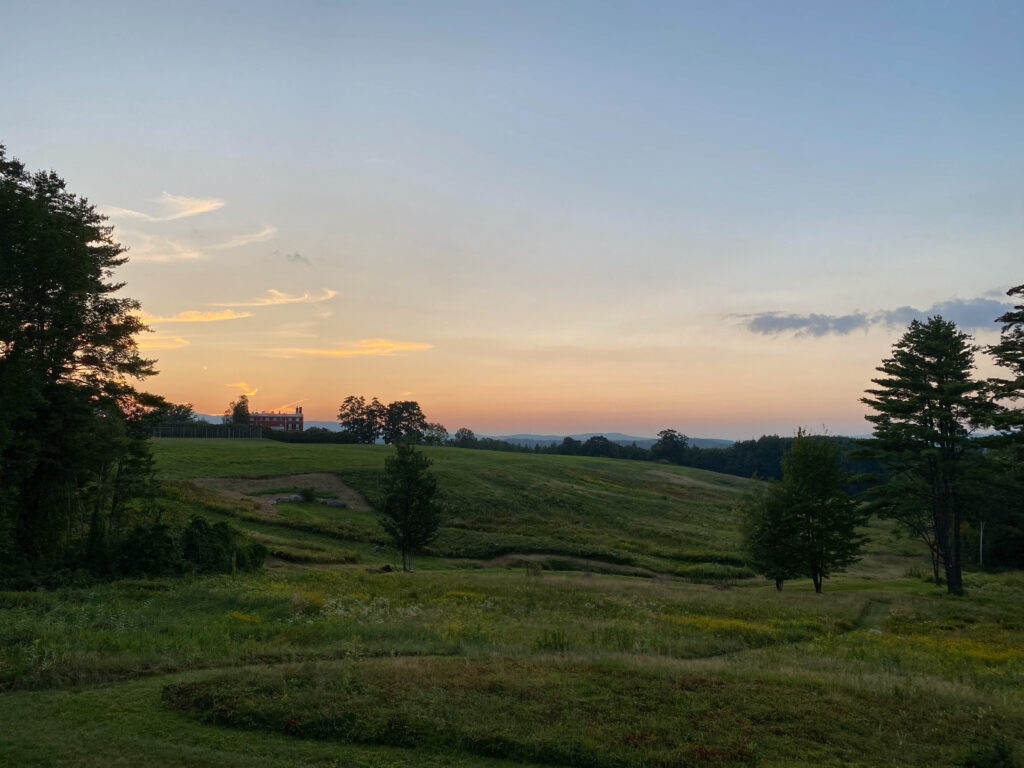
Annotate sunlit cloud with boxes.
[211,225,278,250]
[741,295,1014,337]
[142,310,253,323]
[136,335,190,351]
[104,191,225,222]
[268,398,308,411]
[265,338,433,359]
[217,289,337,307]
[227,381,259,396]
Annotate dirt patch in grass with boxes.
[191,473,371,516]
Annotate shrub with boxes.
[181,517,266,573]
[118,522,181,575]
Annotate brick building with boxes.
[250,406,304,431]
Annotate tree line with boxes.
[0,147,261,585]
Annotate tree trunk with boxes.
[935,483,963,596]
[775,578,784,592]
[946,512,963,596]
[812,573,822,593]
[401,549,408,572]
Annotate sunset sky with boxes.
[4,1,1022,439]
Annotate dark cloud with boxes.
[285,252,309,264]
[746,312,870,337]
[917,298,1013,330]
[744,295,1013,337]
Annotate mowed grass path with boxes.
[1,439,1021,766]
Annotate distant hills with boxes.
[194,415,733,449]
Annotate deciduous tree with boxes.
[741,430,865,592]
[223,394,250,426]
[452,427,477,447]
[382,400,427,445]
[421,422,449,446]
[379,443,443,572]
[337,395,384,444]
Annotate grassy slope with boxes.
[1,439,1021,767]
[153,439,755,577]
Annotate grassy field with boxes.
[1,438,1021,767]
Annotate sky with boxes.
[3,1,1022,439]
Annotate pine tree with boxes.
[860,317,990,595]
[0,145,158,565]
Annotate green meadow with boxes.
[1,438,1021,767]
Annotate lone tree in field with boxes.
[860,317,991,595]
[379,443,443,572]
[742,430,865,592]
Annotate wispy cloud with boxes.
[271,321,320,338]
[217,289,337,308]
[227,381,259,396]
[211,225,278,250]
[104,191,225,222]
[142,310,253,323]
[136,335,190,350]
[265,339,433,359]
[122,231,204,263]
[741,296,1014,337]
[268,398,308,411]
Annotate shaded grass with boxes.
[163,655,1024,768]
[0,569,869,692]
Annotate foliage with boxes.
[988,283,1024,433]
[380,444,443,571]
[452,427,477,447]
[860,317,991,595]
[180,517,266,573]
[740,484,802,590]
[0,145,160,567]
[336,395,385,444]
[421,422,449,446]
[156,402,197,425]
[651,429,689,463]
[382,400,428,444]
[222,393,251,426]
[742,431,866,592]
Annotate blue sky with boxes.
[3,1,1022,438]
